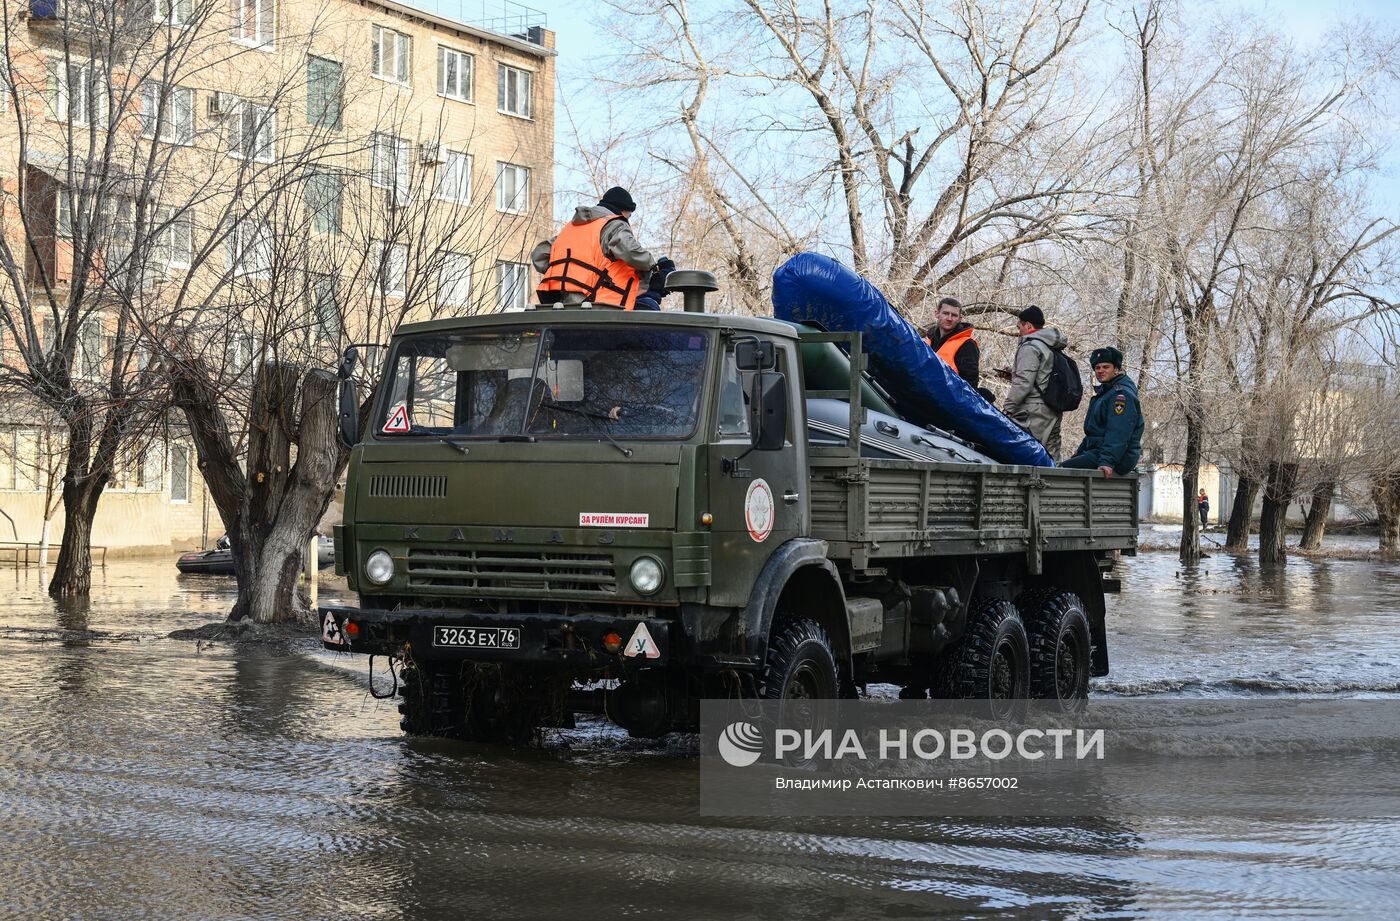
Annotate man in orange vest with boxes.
[531,187,660,309]
[922,296,981,389]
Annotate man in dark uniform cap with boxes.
[1061,346,1144,476]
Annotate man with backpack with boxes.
[1003,305,1077,460]
[1062,347,1144,476]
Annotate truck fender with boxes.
[739,538,854,685]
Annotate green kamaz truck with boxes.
[320,273,1137,741]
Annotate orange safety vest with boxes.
[537,215,642,309]
[925,327,977,374]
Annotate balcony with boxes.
[442,0,548,45]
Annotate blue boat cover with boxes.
[772,252,1054,467]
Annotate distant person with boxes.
[1062,347,1144,476]
[1002,305,1070,460]
[1198,490,1210,528]
[532,186,659,309]
[922,296,980,389]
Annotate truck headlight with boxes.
[365,549,394,585]
[629,556,664,595]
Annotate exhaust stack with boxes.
[665,270,719,313]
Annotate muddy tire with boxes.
[398,661,540,744]
[1016,589,1092,709]
[759,619,840,765]
[934,597,1030,717]
[397,661,463,737]
[760,619,839,701]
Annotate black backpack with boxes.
[1037,347,1084,413]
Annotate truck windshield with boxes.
[378,326,709,440]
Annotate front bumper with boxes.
[318,604,672,668]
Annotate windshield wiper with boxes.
[538,400,632,457]
[593,425,633,458]
[438,438,470,455]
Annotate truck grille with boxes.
[369,475,448,499]
[406,547,618,596]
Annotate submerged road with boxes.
[1,549,1397,919]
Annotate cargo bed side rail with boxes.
[800,330,865,461]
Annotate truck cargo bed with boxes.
[808,457,1138,569]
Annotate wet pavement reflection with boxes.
[1,549,1398,919]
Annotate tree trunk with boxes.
[49,479,101,596]
[1178,301,1211,565]
[38,515,53,568]
[1259,462,1298,565]
[1374,471,1400,553]
[1298,479,1334,551]
[173,361,346,624]
[1225,475,1258,550]
[1179,419,1205,563]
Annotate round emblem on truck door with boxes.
[745,478,775,542]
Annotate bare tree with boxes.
[585,0,1127,316]
[1115,1,1397,563]
[152,12,548,624]
[0,0,253,594]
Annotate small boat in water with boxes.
[177,535,334,576]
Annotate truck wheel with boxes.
[760,619,840,766]
[760,619,839,701]
[935,597,1030,717]
[397,661,538,743]
[1016,589,1091,708]
[460,666,553,745]
[397,661,464,737]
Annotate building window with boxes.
[310,273,339,342]
[372,25,411,83]
[227,219,273,278]
[47,59,108,127]
[306,56,342,130]
[154,0,192,26]
[140,83,194,144]
[170,444,190,503]
[496,260,529,311]
[433,150,471,204]
[0,429,17,491]
[151,207,194,275]
[230,334,261,382]
[228,99,275,163]
[77,316,104,381]
[372,241,408,297]
[371,132,411,205]
[1,429,48,492]
[142,444,164,492]
[495,162,530,214]
[306,172,342,234]
[232,0,275,48]
[438,47,473,102]
[497,64,532,118]
[113,444,163,492]
[440,253,472,308]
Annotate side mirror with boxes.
[735,339,777,372]
[751,372,788,451]
[337,347,359,447]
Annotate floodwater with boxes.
[2,548,1399,920]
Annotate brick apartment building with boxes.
[0,0,556,555]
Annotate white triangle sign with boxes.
[623,622,660,659]
[383,403,410,433]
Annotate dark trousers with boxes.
[1198,508,1208,527]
